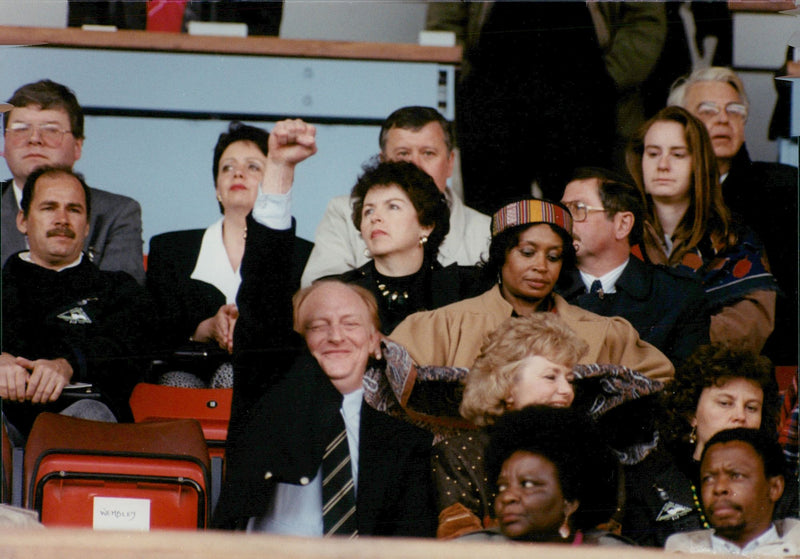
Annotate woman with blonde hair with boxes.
[626,106,778,351]
[459,313,587,427]
[433,313,663,539]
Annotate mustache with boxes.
[46,226,76,239]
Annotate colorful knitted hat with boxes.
[491,199,573,237]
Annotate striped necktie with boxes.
[322,414,358,537]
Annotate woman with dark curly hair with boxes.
[332,160,485,333]
[461,406,631,546]
[621,342,796,547]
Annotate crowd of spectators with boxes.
[1,3,798,553]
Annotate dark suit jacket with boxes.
[146,228,312,355]
[212,216,436,536]
[722,146,798,365]
[2,179,145,284]
[558,255,710,366]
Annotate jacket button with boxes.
[264,471,273,480]
[299,476,310,485]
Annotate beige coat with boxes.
[389,285,674,381]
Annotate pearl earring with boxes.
[419,235,428,247]
[364,248,372,258]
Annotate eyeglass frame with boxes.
[4,122,75,148]
[695,101,748,121]
[562,201,606,222]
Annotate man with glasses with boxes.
[1,80,145,284]
[668,67,798,366]
[300,106,490,287]
[558,167,709,366]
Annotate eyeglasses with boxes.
[696,101,748,121]
[5,122,74,147]
[562,201,606,222]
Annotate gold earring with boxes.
[559,511,571,539]
[559,521,570,539]
[689,425,697,445]
[216,194,222,202]
[419,235,428,247]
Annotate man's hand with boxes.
[268,119,318,166]
[193,303,239,354]
[262,119,318,195]
[16,356,73,404]
[0,352,29,402]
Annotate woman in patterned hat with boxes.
[389,198,673,381]
[626,106,778,352]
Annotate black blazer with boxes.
[213,216,436,536]
[722,146,798,365]
[146,228,312,356]
[558,255,710,366]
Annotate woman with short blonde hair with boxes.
[459,313,588,426]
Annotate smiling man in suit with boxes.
[2,79,145,284]
[213,120,436,537]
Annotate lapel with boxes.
[355,402,397,534]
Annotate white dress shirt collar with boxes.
[578,259,628,295]
[190,218,240,304]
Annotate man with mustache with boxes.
[1,166,152,441]
[668,68,798,366]
[666,428,800,555]
[2,79,145,284]
[558,167,709,366]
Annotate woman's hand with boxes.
[192,304,239,353]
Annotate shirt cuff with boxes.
[253,189,292,230]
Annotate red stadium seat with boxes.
[25,413,210,530]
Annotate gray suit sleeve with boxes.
[88,191,145,285]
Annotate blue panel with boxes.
[0,42,456,250]
[0,46,444,118]
[78,117,378,247]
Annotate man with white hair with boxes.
[669,67,798,365]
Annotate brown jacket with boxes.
[389,285,674,381]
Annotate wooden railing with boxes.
[0,25,461,63]
[0,528,716,559]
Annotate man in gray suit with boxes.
[2,80,144,284]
